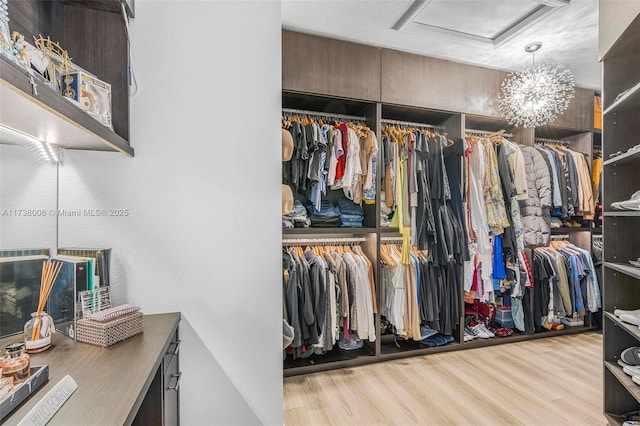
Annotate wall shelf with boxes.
[605,263,640,280]
[0,56,133,157]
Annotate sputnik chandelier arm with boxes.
[498,42,575,128]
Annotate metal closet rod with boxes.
[550,234,570,240]
[465,128,513,138]
[381,118,445,130]
[535,137,571,146]
[282,237,366,245]
[282,108,367,123]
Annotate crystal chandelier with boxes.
[498,42,575,128]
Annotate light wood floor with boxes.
[284,332,606,425]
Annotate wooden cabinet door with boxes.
[549,87,595,131]
[282,31,381,101]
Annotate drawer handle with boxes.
[169,372,182,391]
[168,339,182,356]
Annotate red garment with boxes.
[522,251,534,288]
[335,123,349,180]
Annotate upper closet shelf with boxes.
[282,228,376,236]
[603,81,640,116]
[0,55,134,157]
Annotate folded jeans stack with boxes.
[304,200,341,227]
[282,200,311,229]
[336,198,364,228]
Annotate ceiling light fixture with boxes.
[497,41,575,128]
[0,124,60,163]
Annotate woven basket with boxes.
[76,311,143,347]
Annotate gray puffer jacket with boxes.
[519,146,552,247]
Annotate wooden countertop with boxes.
[2,312,180,426]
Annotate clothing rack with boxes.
[550,234,570,240]
[381,118,445,131]
[282,237,366,246]
[465,128,513,138]
[281,108,367,124]
[535,137,571,146]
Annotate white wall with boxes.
[0,145,58,249]
[599,0,640,60]
[57,1,282,424]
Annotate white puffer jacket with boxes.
[519,146,552,247]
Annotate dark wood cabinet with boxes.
[381,48,505,116]
[134,326,181,426]
[282,30,381,102]
[2,313,181,425]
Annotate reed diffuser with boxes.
[24,260,62,353]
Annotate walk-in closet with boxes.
[282,2,639,424]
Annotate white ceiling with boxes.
[282,0,601,90]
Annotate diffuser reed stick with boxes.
[31,260,63,341]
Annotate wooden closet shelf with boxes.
[282,227,377,236]
[604,81,640,116]
[551,227,592,234]
[605,263,640,280]
[603,149,640,166]
[605,360,640,405]
[605,312,640,342]
[603,212,640,217]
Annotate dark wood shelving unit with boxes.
[602,12,640,423]
[282,29,601,377]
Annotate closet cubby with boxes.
[602,12,640,423]
[282,91,379,232]
[282,30,601,376]
[604,366,640,422]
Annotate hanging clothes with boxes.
[283,244,376,360]
[380,243,459,339]
[282,113,377,228]
[532,241,601,329]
